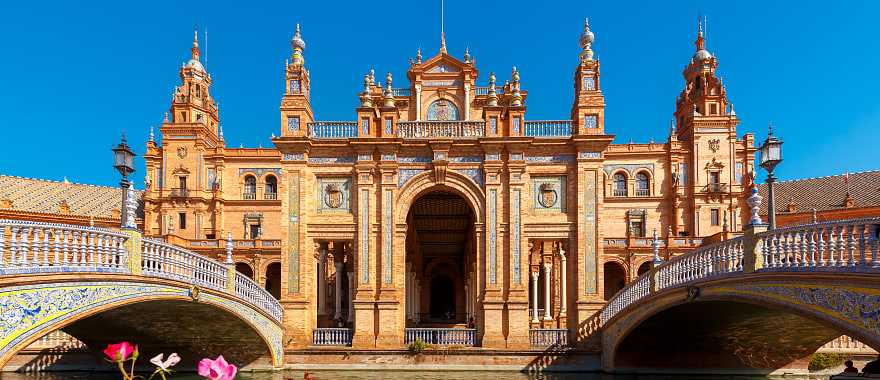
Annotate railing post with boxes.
[225,232,236,293]
[122,229,142,275]
[743,223,768,273]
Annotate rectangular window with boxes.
[711,209,720,226]
[361,118,370,135]
[679,163,688,185]
[287,116,300,132]
[178,176,187,190]
[710,103,718,115]
[178,213,187,230]
[489,117,498,134]
[710,171,720,184]
[630,221,644,238]
[384,118,393,135]
[512,117,521,134]
[584,114,597,129]
[205,233,215,240]
[249,224,261,239]
[289,80,301,94]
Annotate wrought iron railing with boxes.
[524,120,573,137]
[312,328,352,346]
[397,121,485,139]
[404,328,476,346]
[308,121,358,139]
[0,220,128,274]
[529,329,568,347]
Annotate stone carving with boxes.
[316,178,351,212]
[538,183,558,208]
[532,177,566,211]
[324,184,343,209]
[708,138,721,153]
[177,146,187,159]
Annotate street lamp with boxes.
[759,123,783,229]
[112,133,136,229]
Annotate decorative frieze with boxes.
[583,170,597,294]
[283,153,305,161]
[526,154,576,164]
[488,189,497,284]
[382,189,393,284]
[449,156,482,163]
[603,163,655,176]
[359,189,370,284]
[288,172,300,293]
[309,156,355,164]
[578,151,601,159]
[512,189,522,284]
[397,156,431,164]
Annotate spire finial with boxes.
[579,17,595,63]
[416,47,422,64]
[695,16,706,51]
[291,23,306,66]
[439,0,447,53]
[191,29,201,61]
[464,46,471,63]
[149,125,154,142]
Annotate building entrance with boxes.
[404,190,476,327]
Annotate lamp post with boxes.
[759,124,783,229]
[112,133,136,229]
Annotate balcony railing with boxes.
[242,192,256,200]
[312,328,352,346]
[263,192,277,200]
[308,121,358,139]
[524,120,573,137]
[529,329,568,347]
[612,188,627,197]
[404,328,476,346]
[391,88,411,97]
[397,121,485,139]
[707,183,728,193]
[170,188,189,198]
[635,188,650,197]
[474,86,505,95]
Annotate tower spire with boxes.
[439,0,447,53]
[191,29,200,61]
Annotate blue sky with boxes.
[0,1,878,188]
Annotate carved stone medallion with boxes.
[324,184,343,209]
[539,183,558,208]
[177,146,188,159]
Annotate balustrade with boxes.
[474,86,505,95]
[235,272,283,321]
[404,328,476,346]
[308,121,358,139]
[758,218,880,271]
[397,121,485,139]
[312,328,353,346]
[391,88,411,97]
[529,329,568,347]
[263,192,277,200]
[0,220,128,274]
[818,335,878,354]
[242,192,256,200]
[141,237,229,292]
[523,120,573,137]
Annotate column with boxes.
[463,83,470,120]
[531,270,540,323]
[318,242,328,315]
[415,84,422,120]
[542,262,552,321]
[347,271,354,323]
[334,261,344,321]
[559,245,567,316]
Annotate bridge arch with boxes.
[0,275,283,370]
[602,273,880,372]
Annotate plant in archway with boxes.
[407,338,432,355]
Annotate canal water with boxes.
[0,371,832,379]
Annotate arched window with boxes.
[426,99,460,121]
[613,173,628,197]
[635,172,650,196]
[244,175,256,199]
[264,175,277,200]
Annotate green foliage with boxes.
[407,338,431,355]
[809,352,849,371]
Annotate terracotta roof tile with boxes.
[757,170,880,214]
[0,175,144,219]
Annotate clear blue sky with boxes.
[1,1,878,188]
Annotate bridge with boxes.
[0,219,283,370]
[597,217,880,373]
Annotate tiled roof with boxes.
[0,175,144,219]
[758,170,880,214]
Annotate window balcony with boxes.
[263,192,277,200]
[396,121,485,139]
[404,328,476,346]
[242,192,256,200]
[635,188,650,197]
[612,188,628,197]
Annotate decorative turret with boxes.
[571,18,605,134]
[166,29,220,140]
[673,18,731,140]
[360,73,374,107]
[383,72,395,107]
[279,23,313,137]
[487,72,498,107]
[579,18,595,64]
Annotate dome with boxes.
[185,59,205,72]
[291,24,306,51]
[693,49,713,61]
[579,18,594,49]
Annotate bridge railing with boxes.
[141,237,229,292]
[0,220,129,274]
[234,271,283,321]
[758,218,880,270]
[600,218,880,325]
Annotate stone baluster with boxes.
[870,224,879,268]
[542,262,552,321]
[807,227,816,267]
[530,270,539,323]
[41,228,49,266]
[837,224,847,267]
[859,223,868,266]
[334,261,344,321]
[846,223,856,266]
[818,226,827,266]
[19,227,30,266]
[52,230,60,265]
[87,232,95,267]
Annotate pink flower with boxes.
[150,352,180,371]
[103,342,137,362]
[197,355,237,380]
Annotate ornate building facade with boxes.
[141,20,757,349]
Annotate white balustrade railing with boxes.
[523,120,573,137]
[818,335,878,354]
[235,271,283,321]
[308,121,358,139]
[758,218,880,270]
[0,220,128,274]
[474,86,505,95]
[397,121,485,139]
[404,328,476,346]
[529,329,568,347]
[312,328,352,346]
[141,237,228,292]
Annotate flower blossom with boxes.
[103,342,137,362]
[150,352,181,371]
[197,355,237,380]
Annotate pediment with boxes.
[418,53,472,76]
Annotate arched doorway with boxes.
[636,261,652,277]
[236,263,254,279]
[265,262,281,300]
[604,261,627,301]
[405,190,474,327]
